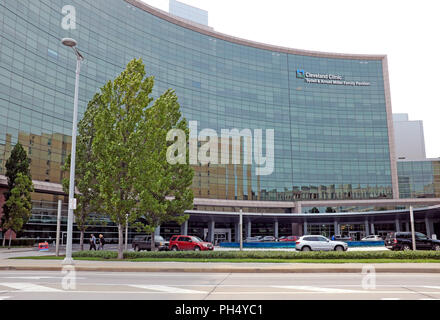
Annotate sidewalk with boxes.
[1,258,440,273]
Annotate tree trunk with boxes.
[2,232,6,247]
[151,230,156,251]
[117,223,123,259]
[80,230,84,251]
[8,231,12,249]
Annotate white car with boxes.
[295,235,348,252]
[361,235,383,241]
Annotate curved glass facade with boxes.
[0,0,394,203]
[398,160,440,199]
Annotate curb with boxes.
[1,265,440,273]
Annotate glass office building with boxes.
[0,0,438,242]
[169,0,209,26]
[0,0,397,201]
[398,160,440,199]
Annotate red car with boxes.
[169,235,214,251]
[279,236,299,242]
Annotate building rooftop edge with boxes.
[397,158,440,162]
[125,0,387,60]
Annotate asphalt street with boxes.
[0,270,440,300]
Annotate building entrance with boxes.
[203,228,231,245]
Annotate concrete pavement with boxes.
[1,246,440,274]
[1,270,440,300]
[1,257,440,274]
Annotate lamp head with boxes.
[61,38,77,47]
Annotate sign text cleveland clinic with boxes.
[296,69,371,86]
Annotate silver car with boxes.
[361,235,383,241]
[295,235,348,252]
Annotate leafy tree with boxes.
[135,88,194,251]
[1,143,32,247]
[310,207,320,213]
[91,58,193,259]
[325,207,336,213]
[3,173,34,248]
[62,95,100,250]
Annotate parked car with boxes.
[132,235,168,251]
[262,236,277,242]
[385,232,440,251]
[295,235,348,252]
[279,236,299,242]
[168,235,214,251]
[244,236,263,243]
[361,235,383,241]
[333,235,353,242]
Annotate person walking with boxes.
[98,234,105,250]
[89,234,96,250]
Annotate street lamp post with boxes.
[61,38,84,265]
[239,209,243,251]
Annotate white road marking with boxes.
[0,283,62,292]
[422,286,440,289]
[272,285,363,293]
[211,291,440,295]
[0,296,11,300]
[2,276,63,280]
[130,285,207,294]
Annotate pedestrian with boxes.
[99,234,105,250]
[331,235,335,241]
[89,234,96,250]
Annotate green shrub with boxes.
[73,250,117,259]
[72,250,440,260]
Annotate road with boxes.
[0,270,439,300]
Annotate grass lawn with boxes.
[11,255,440,263]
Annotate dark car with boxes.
[385,232,440,251]
[132,235,168,251]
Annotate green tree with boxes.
[310,207,320,213]
[325,207,336,213]
[91,58,193,259]
[62,95,100,250]
[1,143,32,247]
[3,173,34,248]
[135,88,194,251]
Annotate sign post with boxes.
[410,206,416,250]
[125,214,128,251]
[239,209,243,251]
